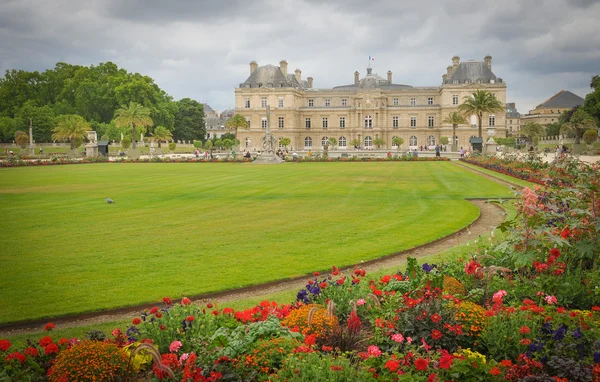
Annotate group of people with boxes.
[419,145,448,152]
[276,149,288,159]
[554,144,570,160]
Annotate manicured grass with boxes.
[0,162,512,323]
[458,162,538,189]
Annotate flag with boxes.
[369,55,375,61]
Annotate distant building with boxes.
[203,103,231,139]
[234,56,507,151]
[505,103,521,136]
[521,90,584,126]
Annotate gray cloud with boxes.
[0,0,598,113]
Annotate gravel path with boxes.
[1,164,512,337]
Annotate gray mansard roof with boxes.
[333,68,412,91]
[535,90,584,109]
[445,61,500,84]
[240,65,303,88]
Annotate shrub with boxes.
[168,142,176,152]
[237,337,302,377]
[583,129,598,145]
[48,341,131,381]
[121,137,131,150]
[193,140,203,149]
[282,304,338,340]
[273,352,376,381]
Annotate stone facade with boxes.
[234,56,507,151]
[521,90,584,126]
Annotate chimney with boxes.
[250,61,258,74]
[446,66,453,75]
[484,55,492,69]
[279,60,288,77]
[387,70,392,84]
[307,76,313,88]
[354,71,359,84]
[442,74,447,83]
[452,55,460,67]
[294,68,301,83]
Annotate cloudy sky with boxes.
[1,0,599,114]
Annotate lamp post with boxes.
[29,118,35,156]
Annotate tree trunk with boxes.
[70,138,75,150]
[478,113,483,138]
[452,124,457,151]
[132,124,137,150]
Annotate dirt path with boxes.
[1,164,513,337]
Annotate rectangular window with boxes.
[305,118,311,129]
[393,97,399,106]
[428,97,434,105]
[246,119,251,129]
[278,97,284,107]
[278,117,284,129]
[410,98,416,106]
[322,117,328,129]
[489,115,495,126]
[261,97,267,108]
[428,116,434,127]
[308,99,314,107]
[261,117,267,129]
[510,120,513,125]
[392,116,399,128]
[410,116,416,127]
[245,98,250,108]
[452,95,458,105]
[325,98,330,107]
[339,117,345,128]
[342,98,347,107]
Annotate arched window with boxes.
[339,136,347,147]
[454,136,459,147]
[428,135,436,146]
[278,137,285,148]
[364,136,373,147]
[245,137,251,148]
[304,137,312,148]
[322,136,329,147]
[409,135,417,146]
[391,136,398,148]
[364,115,372,128]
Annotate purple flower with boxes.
[421,263,437,273]
[594,352,600,363]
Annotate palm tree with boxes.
[443,112,468,152]
[520,122,545,146]
[150,126,173,148]
[52,115,90,149]
[458,90,504,138]
[114,102,153,150]
[225,114,248,138]
[560,108,598,144]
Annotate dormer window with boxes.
[453,80,459,84]
[308,99,314,107]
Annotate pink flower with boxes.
[391,333,404,343]
[169,340,182,353]
[536,291,545,296]
[544,295,558,305]
[367,345,382,357]
[492,290,507,302]
[406,337,413,344]
[356,299,366,306]
[180,353,189,362]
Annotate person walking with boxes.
[459,147,464,158]
[435,145,440,157]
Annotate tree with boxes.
[373,137,385,148]
[440,136,449,145]
[583,129,598,145]
[350,138,361,148]
[327,137,338,149]
[392,137,404,151]
[442,112,468,151]
[520,122,545,145]
[0,117,16,142]
[458,90,503,138]
[583,75,600,125]
[279,137,291,149]
[204,139,213,155]
[15,131,28,148]
[225,114,248,138]
[560,108,598,144]
[16,101,57,142]
[52,115,90,149]
[149,125,173,148]
[173,98,205,142]
[121,137,131,150]
[114,102,153,150]
[193,140,203,149]
[545,122,562,137]
[214,139,223,151]
[222,138,235,151]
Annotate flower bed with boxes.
[2,158,599,381]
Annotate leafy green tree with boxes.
[222,138,235,150]
[150,126,173,148]
[52,115,91,149]
[520,122,545,145]
[458,90,503,138]
[214,139,223,150]
[392,136,404,151]
[15,131,28,148]
[583,75,600,125]
[327,137,338,149]
[173,98,205,142]
[204,140,213,152]
[279,137,291,148]
[495,137,516,148]
[0,117,16,142]
[373,137,385,148]
[442,112,468,151]
[0,69,44,118]
[560,108,598,144]
[583,129,598,145]
[545,122,562,137]
[168,142,176,152]
[114,102,153,150]
[350,138,361,148]
[121,137,131,150]
[440,136,449,145]
[225,114,248,138]
[193,140,203,149]
[16,101,57,142]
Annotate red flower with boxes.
[560,227,571,239]
[304,334,317,346]
[549,248,561,258]
[464,260,481,275]
[439,354,453,369]
[319,282,327,289]
[159,325,166,331]
[519,326,531,334]
[206,303,213,309]
[132,317,142,325]
[330,365,343,371]
[414,357,430,371]
[44,322,55,331]
[181,297,192,305]
[347,311,362,333]
[336,277,345,285]
[186,315,195,322]
[4,352,26,364]
[149,307,159,314]
[322,345,333,351]
[155,312,163,318]
[223,307,234,315]
[430,314,441,323]
[163,297,173,305]
[520,338,532,345]
[58,338,68,346]
[490,367,501,376]
[39,336,52,347]
[313,272,320,276]
[500,360,513,367]
[431,330,443,340]
[24,347,39,357]
[44,343,59,355]
[385,359,401,372]
[0,339,10,351]
[331,266,339,276]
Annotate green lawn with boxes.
[0,162,512,324]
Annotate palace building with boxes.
[234,56,507,151]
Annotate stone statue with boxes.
[253,105,283,164]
